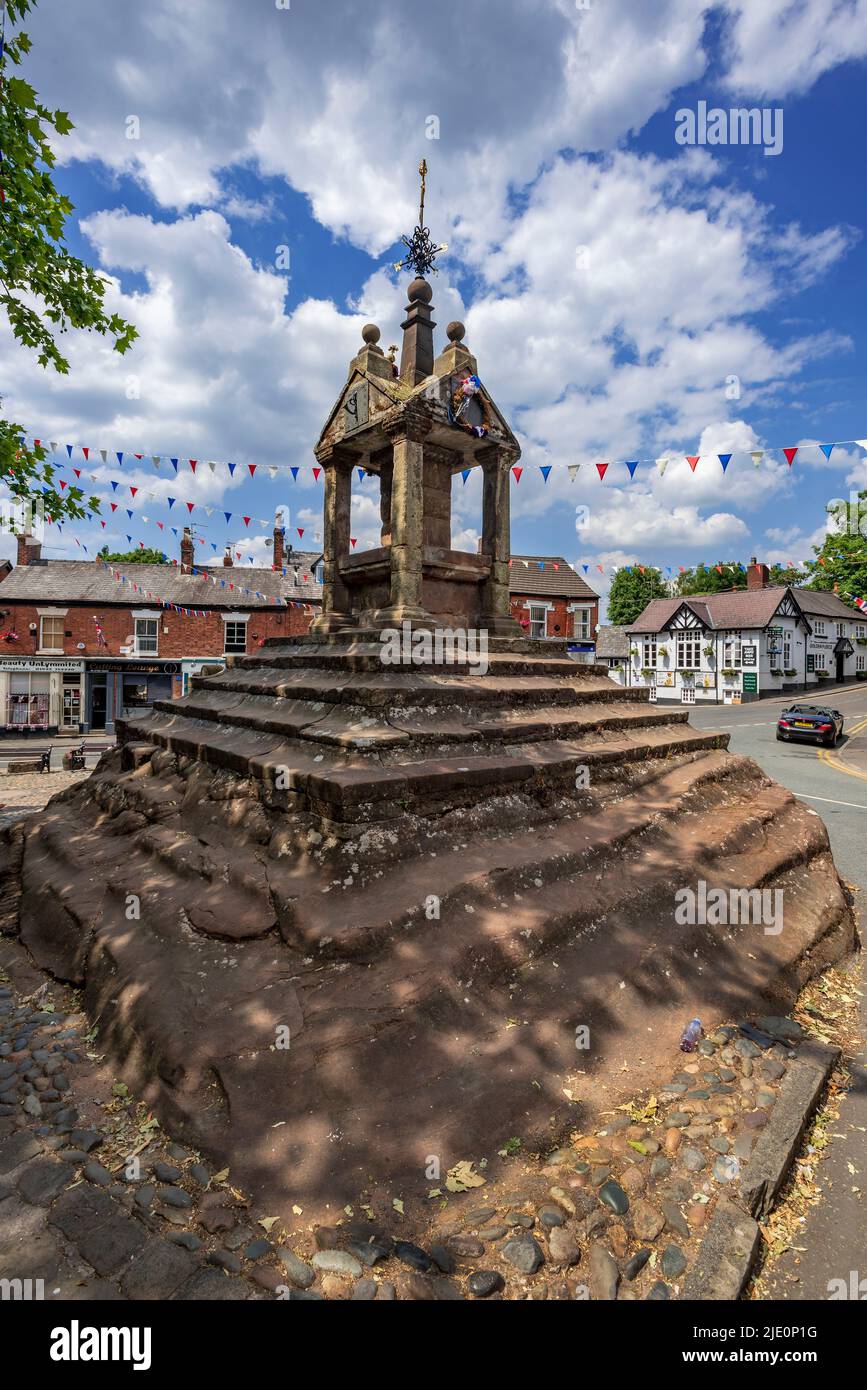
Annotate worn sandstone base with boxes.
[0,636,855,1220]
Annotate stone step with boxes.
[117,708,729,823]
[232,642,588,678]
[191,664,640,711]
[147,688,688,750]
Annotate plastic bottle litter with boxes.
[680,1017,702,1053]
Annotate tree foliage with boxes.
[809,490,867,600]
[1,0,137,521]
[607,565,669,625]
[98,545,167,565]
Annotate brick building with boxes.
[509,555,600,659]
[0,523,322,734]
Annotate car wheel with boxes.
[824,734,836,747]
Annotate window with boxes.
[134,618,158,655]
[783,635,792,667]
[676,635,701,669]
[837,622,846,637]
[572,608,591,641]
[814,621,826,637]
[122,681,150,709]
[38,614,65,652]
[224,621,248,654]
[858,655,865,672]
[723,637,742,668]
[528,604,548,640]
[643,637,658,668]
[856,625,866,639]
[681,685,696,704]
[6,674,50,727]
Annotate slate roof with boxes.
[628,585,864,634]
[0,555,323,608]
[510,556,599,600]
[595,625,632,658]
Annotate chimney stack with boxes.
[222,544,234,568]
[180,526,194,574]
[16,534,42,566]
[273,514,285,572]
[747,556,769,591]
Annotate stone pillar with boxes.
[422,444,455,551]
[376,417,432,626]
[479,444,524,636]
[370,447,393,547]
[309,448,355,633]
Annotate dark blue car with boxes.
[776,704,845,747]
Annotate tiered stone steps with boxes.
[1,634,855,1218]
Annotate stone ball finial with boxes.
[408,277,433,303]
[361,323,381,346]
[446,320,466,344]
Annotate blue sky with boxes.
[3,0,867,615]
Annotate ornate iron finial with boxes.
[393,159,448,278]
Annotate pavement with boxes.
[690,683,867,1302]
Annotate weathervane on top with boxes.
[393,159,449,277]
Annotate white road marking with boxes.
[797,793,867,811]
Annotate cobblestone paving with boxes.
[0,953,813,1300]
[0,770,89,832]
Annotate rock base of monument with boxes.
[0,637,855,1219]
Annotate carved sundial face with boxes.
[343,381,369,434]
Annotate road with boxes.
[690,684,867,1303]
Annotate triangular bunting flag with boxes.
[312,468,321,482]
[539,466,552,483]
[718,454,732,471]
[596,462,609,480]
[567,464,580,481]
[686,456,700,472]
[461,468,471,484]
[783,447,798,466]
[248,464,256,477]
[511,466,523,483]
[655,457,668,476]
[751,451,763,467]
[819,444,834,461]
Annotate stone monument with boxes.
[0,170,855,1220]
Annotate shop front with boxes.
[0,658,85,736]
[84,660,180,732]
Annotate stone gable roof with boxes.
[595,624,631,658]
[509,556,599,600]
[0,556,323,608]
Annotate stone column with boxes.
[309,447,356,633]
[479,444,524,636]
[376,416,432,626]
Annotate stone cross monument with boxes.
[311,169,523,637]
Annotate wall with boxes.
[509,593,598,641]
[0,598,315,662]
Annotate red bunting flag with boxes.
[512,466,523,483]
[73,469,81,478]
[59,480,67,490]
[186,502,195,513]
[157,522,164,530]
[101,521,106,528]
[248,464,257,477]
[243,517,251,527]
[312,467,321,482]
[110,503,118,512]
[596,462,609,480]
[783,447,798,466]
[350,538,357,548]
[686,456,700,471]
[297,528,304,538]
[82,447,89,460]
[189,460,197,472]
[130,486,138,497]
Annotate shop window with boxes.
[135,619,158,655]
[39,614,65,652]
[224,621,248,654]
[7,673,50,727]
[123,682,150,708]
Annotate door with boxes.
[836,653,845,682]
[91,684,107,730]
